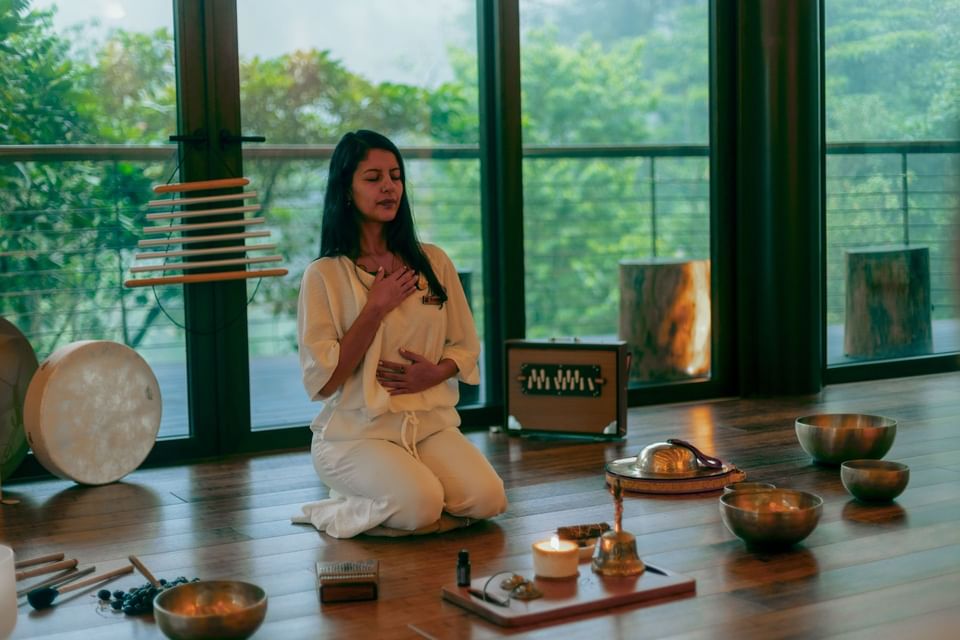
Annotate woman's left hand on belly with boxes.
[377,348,446,395]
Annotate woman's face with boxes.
[350,148,403,224]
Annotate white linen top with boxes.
[297,243,480,450]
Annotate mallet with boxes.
[27,564,134,609]
[128,555,162,588]
[16,566,96,598]
[14,552,66,569]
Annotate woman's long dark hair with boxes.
[319,129,446,304]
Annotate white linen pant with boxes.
[310,427,508,533]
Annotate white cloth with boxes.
[293,244,507,537]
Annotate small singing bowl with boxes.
[723,481,777,495]
[841,459,910,502]
[153,581,267,640]
[719,489,823,549]
[795,413,897,465]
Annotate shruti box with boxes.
[504,339,628,439]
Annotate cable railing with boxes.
[2,140,958,347]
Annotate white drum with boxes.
[24,340,162,485]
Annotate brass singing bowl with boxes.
[153,581,267,640]
[723,481,776,495]
[841,459,910,502]
[795,413,896,465]
[636,442,700,477]
[719,489,823,549]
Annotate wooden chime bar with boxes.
[141,217,265,235]
[138,230,270,248]
[126,268,288,288]
[152,177,249,194]
[130,255,283,273]
[146,204,261,221]
[135,243,277,261]
[125,177,287,288]
[146,191,258,208]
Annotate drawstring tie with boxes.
[400,411,421,460]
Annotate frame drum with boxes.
[0,318,38,480]
[24,341,162,485]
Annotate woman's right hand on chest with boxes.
[366,267,419,315]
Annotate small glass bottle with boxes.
[456,549,471,586]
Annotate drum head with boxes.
[24,340,162,485]
[0,318,38,480]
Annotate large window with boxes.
[236,1,485,430]
[825,0,960,367]
[0,2,189,439]
[518,0,712,386]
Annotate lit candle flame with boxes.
[550,534,560,550]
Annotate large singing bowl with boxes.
[794,413,896,465]
[720,489,823,549]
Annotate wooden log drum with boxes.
[23,341,162,485]
[843,245,932,358]
[618,259,711,382]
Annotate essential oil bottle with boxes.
[456,549,471,586]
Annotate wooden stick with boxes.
[146,204,262,221]
[147,191,258,208]
[16,558,77,581]
[14,552,65,570]
[153,178,249,194]
[142,217,264,235]
[125,267,288,288]
[135,243,277,260]
[57,564,133,595]
[16,566,95,598]
[137,230,270,248]
[130,255,282,273]
[128,556,161,589]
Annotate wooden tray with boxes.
[441,562,695,627]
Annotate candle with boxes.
[531,535,579,579]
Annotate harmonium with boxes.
[504,339,628,439]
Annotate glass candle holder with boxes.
[0,545,16,640]
[531,535,579,579]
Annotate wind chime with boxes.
[124,176,287,288]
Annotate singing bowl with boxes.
[795,413,896,465]
[841,459,910,502]
[153,581,267,640]
[723,481,776,495]
[719,489,823,549]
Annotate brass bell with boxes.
[591,528,645,577]
[592,478,645,577]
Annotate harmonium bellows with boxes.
[504,339,628,439]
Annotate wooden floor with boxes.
[3,372,960,639]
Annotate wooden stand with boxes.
[843,245,932,358]
[618,259,711,382]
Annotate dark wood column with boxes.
[734,0,824,394]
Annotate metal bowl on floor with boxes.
[719,489,823,549]
[154,580,267,640]
[841,459,910,502]
[723,481,776,495]
[795,413,896,465]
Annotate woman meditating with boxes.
[293,129,508,538]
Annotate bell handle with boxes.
[666,438,723,469]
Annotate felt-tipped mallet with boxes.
[17,566,96,599]
[27,564,134,609]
